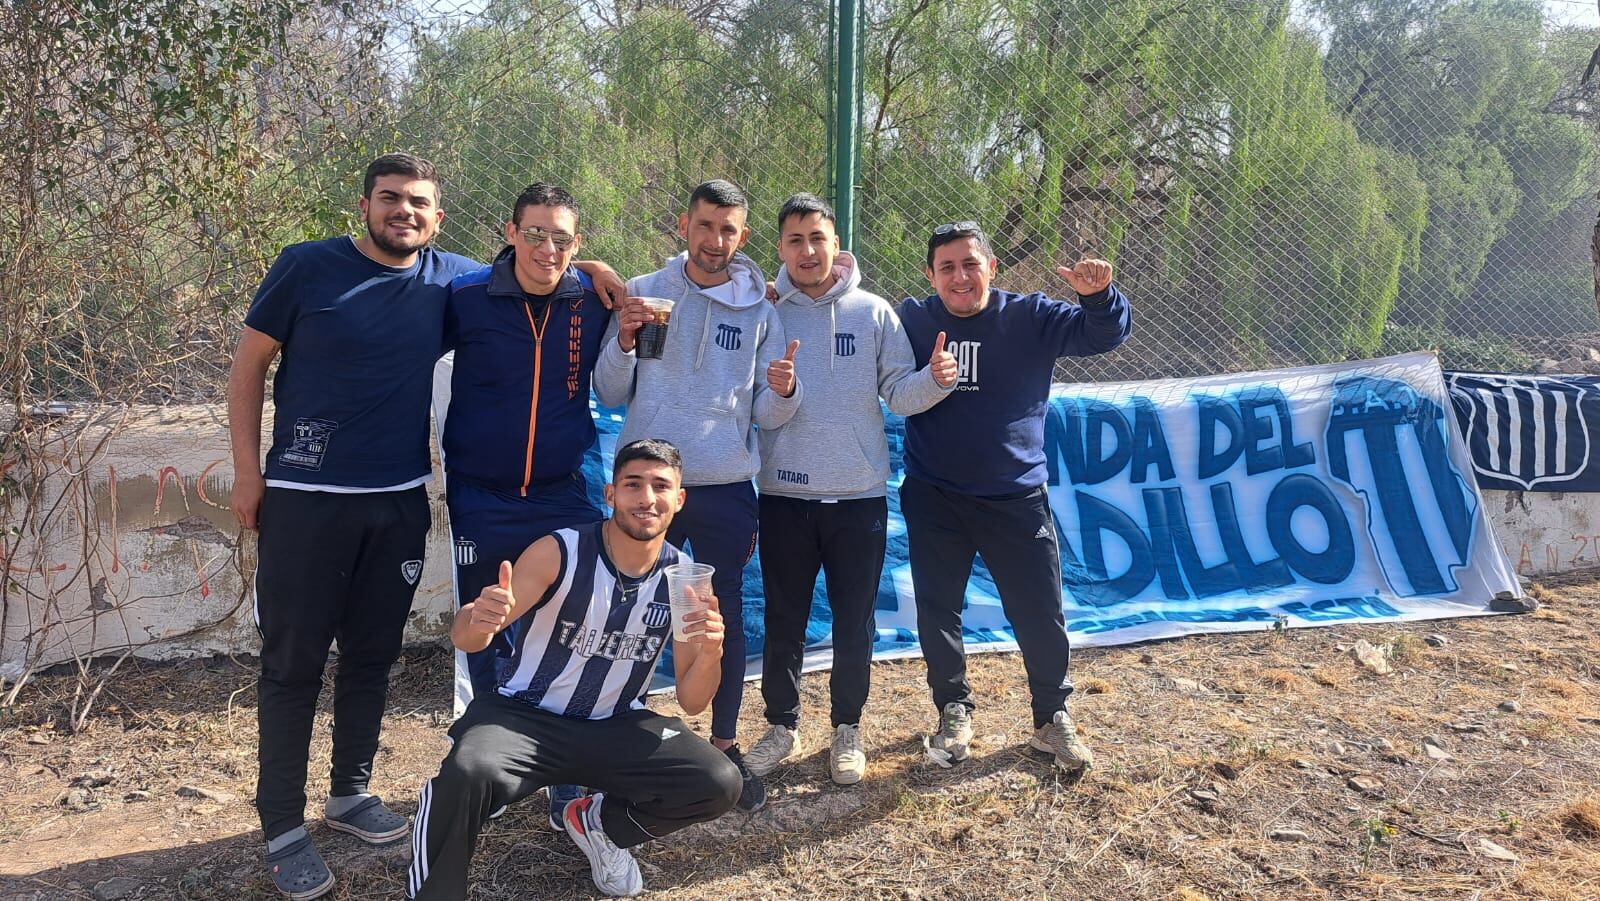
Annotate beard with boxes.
[689,248,731,275]
[367,211,431,257]
[611,510,669,543]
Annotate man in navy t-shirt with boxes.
[897,221,1131,777]
[228,153,478,900]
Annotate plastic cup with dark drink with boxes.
[635,297,674,360]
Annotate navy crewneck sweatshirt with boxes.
[898,285,1132,495]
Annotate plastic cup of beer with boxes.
[635,297,675,359]
[664,561,714,641]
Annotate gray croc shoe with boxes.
[266,833,334,900]
[325,795,410,843]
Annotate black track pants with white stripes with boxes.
[898,476,1075,729]
[407,693,742,900]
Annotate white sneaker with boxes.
[561,793,643,897]
[743,723,801,776]
[1030,710,1093,773]
[926,702,973,765]
[829,724,867,785]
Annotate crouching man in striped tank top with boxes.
[407,439,741,899]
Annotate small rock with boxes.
[92,877,143,901]
[123,790,152,803]
[1347,774,1384,796]
[1213,761,1240,781]
[71,770,114,788]
[1499,700,1521,713]
[1447,722,1486,734]
[1499,663,1520,673]
[1171,677,1209,693]
[1535,358,1563,373]
[1423,742,1453,762]
[1268,828,1309,842]
[1139,653,1155,665]
[1328,740,1348,756]
[27,732,52,745]
[1424,634,1448,648]
[176,785,235,803]
[1293,758,1316,770]
[1371,738,1394,752]
[1588,347,1600,364]
[1351,640,1392,675]
[64,788,93,811]
[1476,837,1519,862]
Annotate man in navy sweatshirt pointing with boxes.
[896,220,1131,775]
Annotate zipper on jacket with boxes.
[521,301,552,496]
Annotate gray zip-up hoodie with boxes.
[594,251,802,487]
[757,251,952,500]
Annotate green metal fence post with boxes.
[831,0,859,251]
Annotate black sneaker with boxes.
[722,744,766,812]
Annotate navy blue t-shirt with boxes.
[245,237,478,489]
[899,286,1132,495]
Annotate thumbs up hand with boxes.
[468,560,516,638]
[929,331,958,388]
[1057,259,1113,297]
[767,339,800,398]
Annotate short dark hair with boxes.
[688,179,748,213]
[778,192,835,232]
[363,153,440,200]
[512,182,580,228]
[612,438,682,480]
[926,221,993,269]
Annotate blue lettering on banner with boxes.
[563,353,1518,688]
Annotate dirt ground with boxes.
[4,575,1600,901]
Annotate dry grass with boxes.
[3,574,1600,899]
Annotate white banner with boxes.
[860,351,1521,661]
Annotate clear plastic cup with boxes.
[664,561,714,641]
[635,297,675,359]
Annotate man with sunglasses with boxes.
[898,220,1131,775]
[437,183,623,828]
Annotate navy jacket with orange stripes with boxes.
[442,246,612,494]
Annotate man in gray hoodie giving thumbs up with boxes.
[742,193,958,785]
[594,179,800,812]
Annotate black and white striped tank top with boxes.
[497,522,682,719]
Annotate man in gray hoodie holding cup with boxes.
[594,179,801,812]
[742,193,958,785]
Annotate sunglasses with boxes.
[932,220,982,237]
[519,225,577,250]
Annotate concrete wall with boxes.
[3,407,1596,674]
[0,406,457,677]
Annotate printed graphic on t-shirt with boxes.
[951,340,981,391]
[835,332,857,357]
[714,323,743,351]
[280,418,339,469]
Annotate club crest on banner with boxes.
[401,560,423,585]
[1445,373,1593,491]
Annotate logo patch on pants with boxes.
[401,560,423,585]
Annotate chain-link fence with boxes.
[3,0,1599,695]
[6,0,1600,406]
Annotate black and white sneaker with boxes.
[722,744,766,812]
